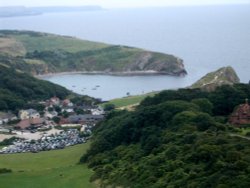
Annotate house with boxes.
[0,112,17,125]
[62,99,73,107]
[15,119,31,129]
[91,107,105,115]
[30,118,44,127]
[50,96,60,106]
[15,118,45,130]
[44,111,58,119]
[62,107,74,113]
[19,109,40,120]
[229,99,250,126]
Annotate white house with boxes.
[44,111,58,119]
[91,107,105,115]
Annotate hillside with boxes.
[0,65,70,111]
[190,66,240,91]
[82,84,250,187]
[0,143,95,188]
[0,30,187,76]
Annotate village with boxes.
[0,96,105,154]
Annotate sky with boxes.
[0,0,249,8]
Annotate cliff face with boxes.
[0,30,187,76]
[190,66,240,91]
[124,52,186,76]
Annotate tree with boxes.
[0,100,8,110]
[191,98,213,114]
[104,103,115,111]
[52,116,60,124]
[54,106,61,113]
[193,112,215,131]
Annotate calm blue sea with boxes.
[1,5,250,99]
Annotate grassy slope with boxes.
[0,143,95,188]
[13,33,108,53]
[102,92,158,108]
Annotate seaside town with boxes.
[0,96,105,154]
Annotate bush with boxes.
[0,137,17,146]
[104,103,115,111]
[246,132,250,137]
[0,168,12,174]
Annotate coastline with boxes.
[35,70,187,78]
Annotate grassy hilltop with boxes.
[0,30,187,76]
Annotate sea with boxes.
[1,5,250,100]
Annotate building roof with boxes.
[16,119,31,129]
[67,114,104,123]
[30,118,44,125]
[16,118,44,129]
[21,109,38,115]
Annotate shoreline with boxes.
[35,70,187,78]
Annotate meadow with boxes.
[0,143,95,188]
[102,92,157,109]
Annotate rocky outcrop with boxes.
[190,66,240,91]
[124,52,187,76]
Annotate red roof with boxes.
[16,119,31,129]
[16,118,44,129]
[30,118,44,125]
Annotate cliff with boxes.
[190,66,240,91]
[0,30,187,76]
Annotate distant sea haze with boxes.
[0,5,249,99]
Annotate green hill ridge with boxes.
[0,30,187,76]
[82,84,250,188]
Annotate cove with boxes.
[42,74,193,100]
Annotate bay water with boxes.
[1,5,249,99]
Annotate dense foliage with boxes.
[82,84,250,188]
[0,137,18,146]
[0,168,12,174]
[0,65,70,111]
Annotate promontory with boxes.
[0,30,187,76]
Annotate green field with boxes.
[12,32,108,53]
[0,143,95,188]
[102,92,158,108]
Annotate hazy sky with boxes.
[0,0,249,8]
